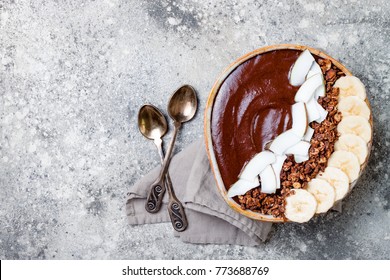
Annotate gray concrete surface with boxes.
[0,0,389,259]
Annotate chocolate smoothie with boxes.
[211,50,302,190]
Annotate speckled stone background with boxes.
[1,0,389,260]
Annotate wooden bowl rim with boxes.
[204,44,373,223]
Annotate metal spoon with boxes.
[145,85,197,231]
[138,104,168,208]
[138,104,188,231]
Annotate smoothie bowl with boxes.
[204,44,373,223]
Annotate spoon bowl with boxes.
[168,85,197,124]
[138,105,168,141]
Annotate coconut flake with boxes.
[303,127,314,142]
[268,129,302,155]
[227,178,260,198]
[294,154,309,163]
[289,50,315,86]
[272,155,287,189]
[285,141,311,156]
[306,97,321,123]
[306,62,322,79]
[259,165,277,194]
[239,151,276,181]
[294,73,324,103]
[291,102,308,137]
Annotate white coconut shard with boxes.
[294,73,324,103]
[272,155,287,189]
[239,151,276,181]
[306,61,322,79]
[306,97,321,123]
[316,101,328,123]
[259,165,277,194]
[303,126,314,142]
[291,102,308,137]
[268,129,302,155]
[314,84,326,98]
[294,154,309,163]
[285,141,311,157]
[289,50,315,86]
[227,178,260,198]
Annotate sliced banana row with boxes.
[325,75,371,188]
[285,75,371,223]
[333,75,371,172]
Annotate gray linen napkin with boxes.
[126,138,273,246]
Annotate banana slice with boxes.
[334,76,366,100]
[327,150,360,182]
[338,96,370,120]
[334,134,368,164]
[284,189,317,223]
[317,167,349,201]
[337,115,372,142]
[306,178,336,213]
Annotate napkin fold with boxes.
[126,138,273,246]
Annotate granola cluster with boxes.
[237,58,345,219]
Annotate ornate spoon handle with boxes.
[145,178,166,213]
[166,173,188,232]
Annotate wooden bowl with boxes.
[204,44,373,222]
